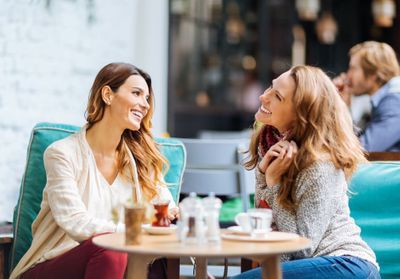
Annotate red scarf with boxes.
[258,125,284,158]
[257,125,284,209]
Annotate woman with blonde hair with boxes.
[233,65,380,278]
[11,62,178,279]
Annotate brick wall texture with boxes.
[0,0,138,221]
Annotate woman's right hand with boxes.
[264,140,298,187]
[258,147,275,173]
[258,139,293,172]
[168,207,180,221]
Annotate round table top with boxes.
[93,231,311,258]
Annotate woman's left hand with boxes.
[168,207,180,221]
[265,140,298,187]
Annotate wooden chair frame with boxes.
[366,152,400,161]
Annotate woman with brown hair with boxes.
[11,63,178,279]
[233,65,380,278]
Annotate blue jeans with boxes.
[231,256,380,279]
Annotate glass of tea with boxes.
[152,199,171,227]
[124,204,146,245]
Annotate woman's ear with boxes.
[101,86,113,105]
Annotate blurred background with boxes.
[169,0,400,137]
[1,0,399,222]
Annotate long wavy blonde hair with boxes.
[246,65,367,210]
[85,63,168,201]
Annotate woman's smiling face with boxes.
[108,74,150,131]
[255,70,297,133]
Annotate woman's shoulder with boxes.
[297,160,343,183]
[44,132,82,158]
[303,160,336,172]
[296,160,347,196]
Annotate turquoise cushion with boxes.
[349,162,400,279]
[10,122,186,270]
[155,137,186,203]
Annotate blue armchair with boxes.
[349,160,400,279]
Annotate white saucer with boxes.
[222,231,299,242]
[142,224,177,235]
[226,226,271,235]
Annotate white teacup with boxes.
[235,208,272,235]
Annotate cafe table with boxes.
[93,230,310,279]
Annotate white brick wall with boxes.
[0,0,168,221]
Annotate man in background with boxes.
[334,41,400,152]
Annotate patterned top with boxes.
[255,160,378,268]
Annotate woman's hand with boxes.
[258,140,294,171]
[264,140,298,187]
[258,140,286,173]
[258,148,274,174]
[168,207,180,221]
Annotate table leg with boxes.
[260,255,281,279]
[167,258,180,279]
[126,254,155,279]
[195,257,208,279]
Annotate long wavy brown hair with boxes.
[246,65,367,210]
[85,62,168,201]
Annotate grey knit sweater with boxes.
[255,161,378,268]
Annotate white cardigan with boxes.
[11,127,175,278]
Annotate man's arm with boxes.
[361,94,400,151]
